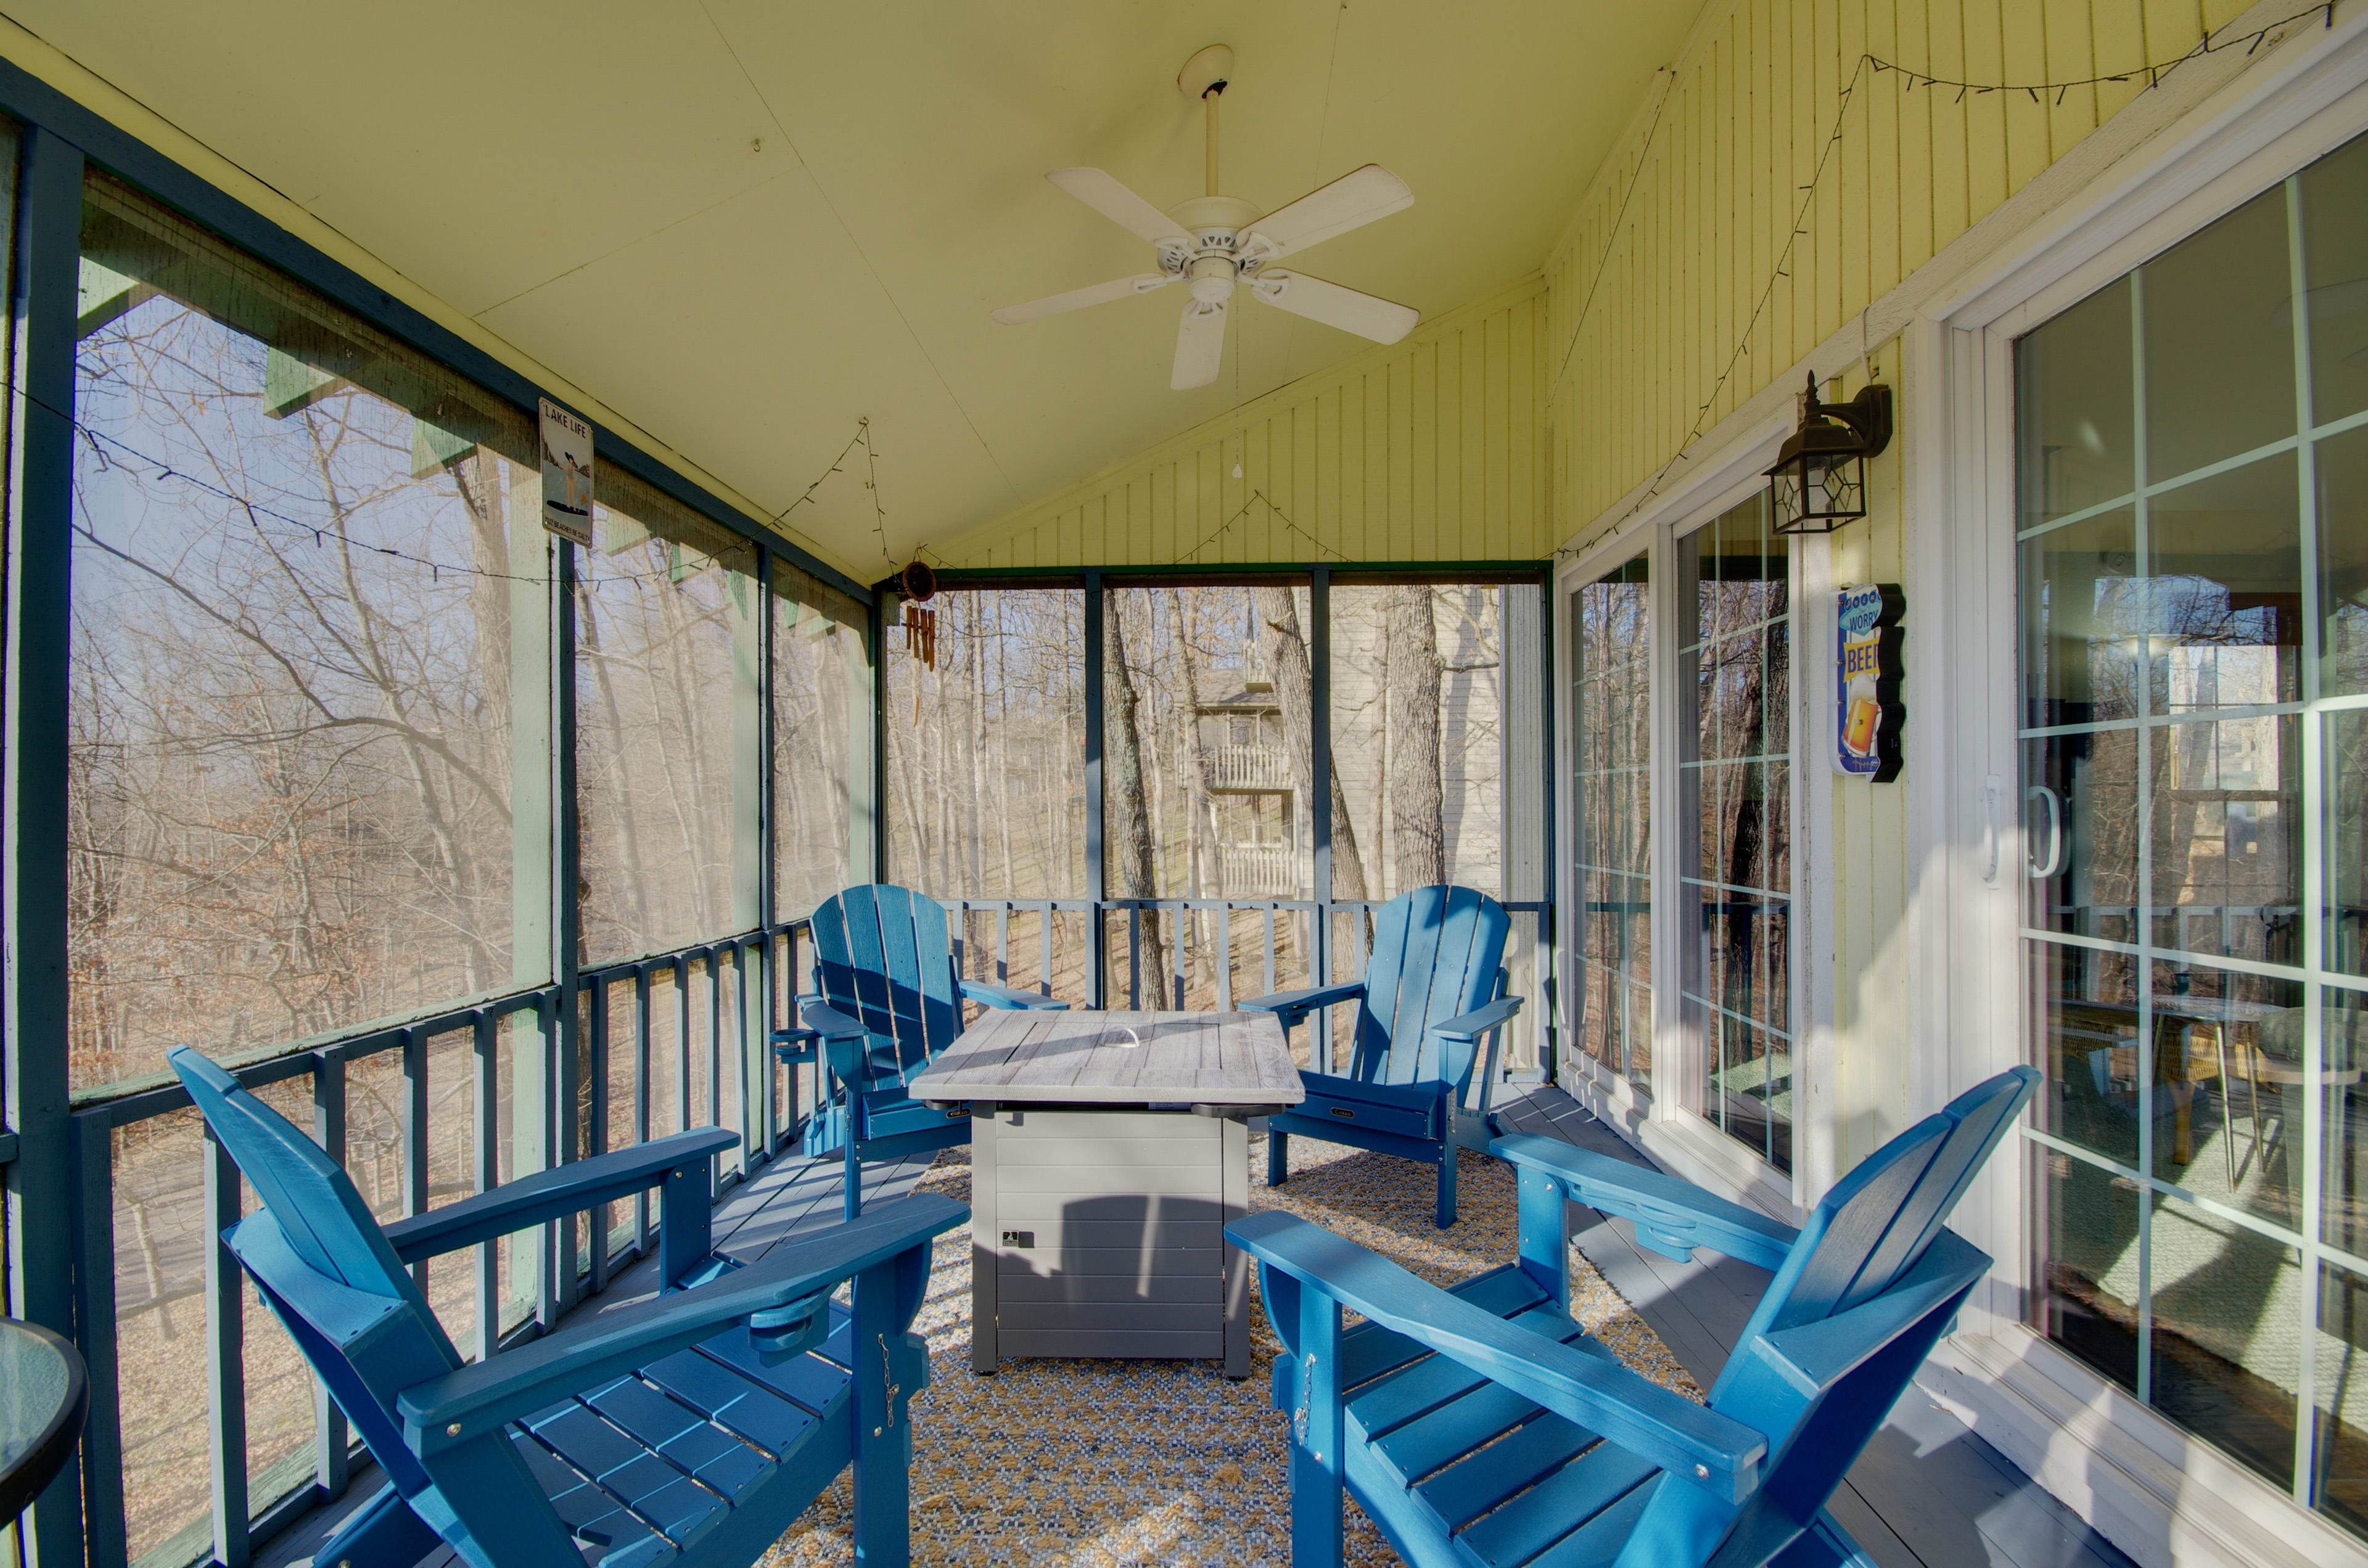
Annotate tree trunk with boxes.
[1386,584,1446,889]
[1165,588,1217,996]
[1103,596,1163,994]
[1252,586,1367,900]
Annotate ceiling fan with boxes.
[992,44,1419,390]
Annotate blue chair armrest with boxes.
[1240,980,1366,1028]
[381,1127,738,1265]
[1430,993,1523,1043]
[398,1193,968,1448]
[1490,1133,1799,1271]
[799,998,870,1038]
[800,998,876,1080]
[958,979,1069,1011]
[1228,1210,1766,1502]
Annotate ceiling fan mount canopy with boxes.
[1177,43,1235,101]
[991,45,1418,390]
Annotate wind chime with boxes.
[899,559,938,723]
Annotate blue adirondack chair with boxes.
[168,1046,964,1568]
[1246,885,1523,1228]
[776,884,1066,1220]
[1228,1064,2041,1568]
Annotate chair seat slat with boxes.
[506,1428,678,1568]
[1349,1303,1591,1440]
[1371,1365,1589,1490]
[1405,1411,1605,1534]
[522,1404,727,1548]
[1512,1476,1661,1568]
[582,1376,773,1503]
[638,1348,818,1460]
[694,1323,855,1421]
[1452,1444,1661,1568]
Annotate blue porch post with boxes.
[1309,566,1333,1075]
[1083,569,1107,1009]
[5,122,87,1568]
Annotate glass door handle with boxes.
[2025,784,2066,879]
[1983,774,2004,886]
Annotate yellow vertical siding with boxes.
[933,279,1552,570]
[1544,0,2287,538]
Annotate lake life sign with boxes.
[1835,582,1904,782]
[538,397,594,546]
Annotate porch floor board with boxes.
[258,1092,2128,1568]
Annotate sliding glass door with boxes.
[2018,126,2368,1533]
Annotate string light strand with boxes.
[56,382,875,587]
[1556,1,2338,560]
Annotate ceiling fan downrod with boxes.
[1203,76,1224,198]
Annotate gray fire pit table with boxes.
[908,1008,1301,1377]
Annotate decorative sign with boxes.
[538,397,594,546]
[1835,582,1904,782]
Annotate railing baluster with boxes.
[1264,905,1278,999]
[705,951,723,1183]
[205,1119,251,1568]
[311,1051,351,1498]
[590,977,612,1293]
[1040,903,1054,998]
[1127,906,1141,1010]
[675,954,693,1141]
[996,905,1010,985]
[69,1112,126,1568]
[404,1027,429,1292]
[635,964,653,1255]
[472,1011,498,1365]
[1218,905,1233,1011]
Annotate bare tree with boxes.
[1254,586,1367,899]
[1385,584,1446,890]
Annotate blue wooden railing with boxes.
[64,891,1548,1568]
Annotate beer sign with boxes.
[1835,583,1904,782]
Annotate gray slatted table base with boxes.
[911,1011,1300,1378]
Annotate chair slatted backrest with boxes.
[1350,885,1510,1091]
[810,884,963,1083]
[169,1048,487,1507]
[1616,1065,2040,1568]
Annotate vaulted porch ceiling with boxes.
[7,1,1699,574]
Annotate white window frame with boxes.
[1910,13,2368,1566]
[1554,412,1812,1218]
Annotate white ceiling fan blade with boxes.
[1172,299,1228,390]
[1250,271,1418,345]
[992,274,1173,325]
[1045,168,1191,248]
[1240,165,1413,260]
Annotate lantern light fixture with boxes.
[1766,371,1893,535]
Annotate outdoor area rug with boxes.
[759,1135,1702,1568]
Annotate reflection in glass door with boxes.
[1678,495,1794,1173]
[1571,554,1653,1098]
[2018,129,2368,1533]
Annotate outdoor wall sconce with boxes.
[1767,371,1893,535]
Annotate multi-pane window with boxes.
[1677,496,1793,1172]
[2020,127,2368,1534]
[1571,554,1653,1096]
